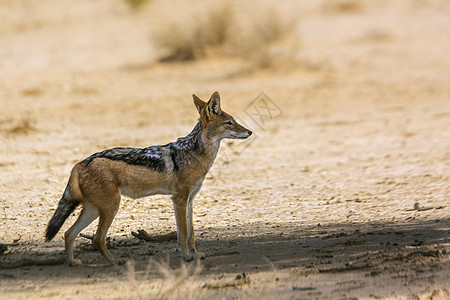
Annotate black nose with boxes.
[248,130,252,136]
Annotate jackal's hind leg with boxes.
[94,201,120,266]
[65,202,98,266]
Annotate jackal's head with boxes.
[193,92,252,141]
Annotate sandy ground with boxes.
[0,0,449,299]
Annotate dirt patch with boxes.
[0,0,449,299]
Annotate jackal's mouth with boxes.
[230,131,252,139]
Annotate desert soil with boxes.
[0,0,449,299]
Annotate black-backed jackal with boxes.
[46,92,252,265]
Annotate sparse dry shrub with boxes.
[154,4,299,69]
[233,10,299,69]
[155,4,234,62]
[156,24,203,62]
[253,10,297,45]
[201,3,234,47]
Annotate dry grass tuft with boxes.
[154,4,299,70]
[7,119,37,135]
[121,257,204,299]
[152,257,203,299]
[122,0,153,11]
[322,0,364,14]
[21,87,44,97]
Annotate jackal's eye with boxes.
[224,120,233,126]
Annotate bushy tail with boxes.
[45,165,83,241]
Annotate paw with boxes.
[193,252,206,260]
[69,258,83,266]
[182,252,194,262]
[105,258,125,266]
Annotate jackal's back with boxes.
[82,146,169,172]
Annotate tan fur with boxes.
[48,92,252,266]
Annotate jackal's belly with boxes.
[119,185,172,199]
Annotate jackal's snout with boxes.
[241,128,252,138]
[231,132,252,139]
[232,123,252,139]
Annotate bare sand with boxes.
[0,0,449,299]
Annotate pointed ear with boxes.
[193,94,207,115]
[206,91,221,115]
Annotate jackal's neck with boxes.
[176,121,220,158]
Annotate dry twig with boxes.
[132,230,177,242]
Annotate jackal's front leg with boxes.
[172,194,192,261]
[187,201,196,253]
[187,195,204,259]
